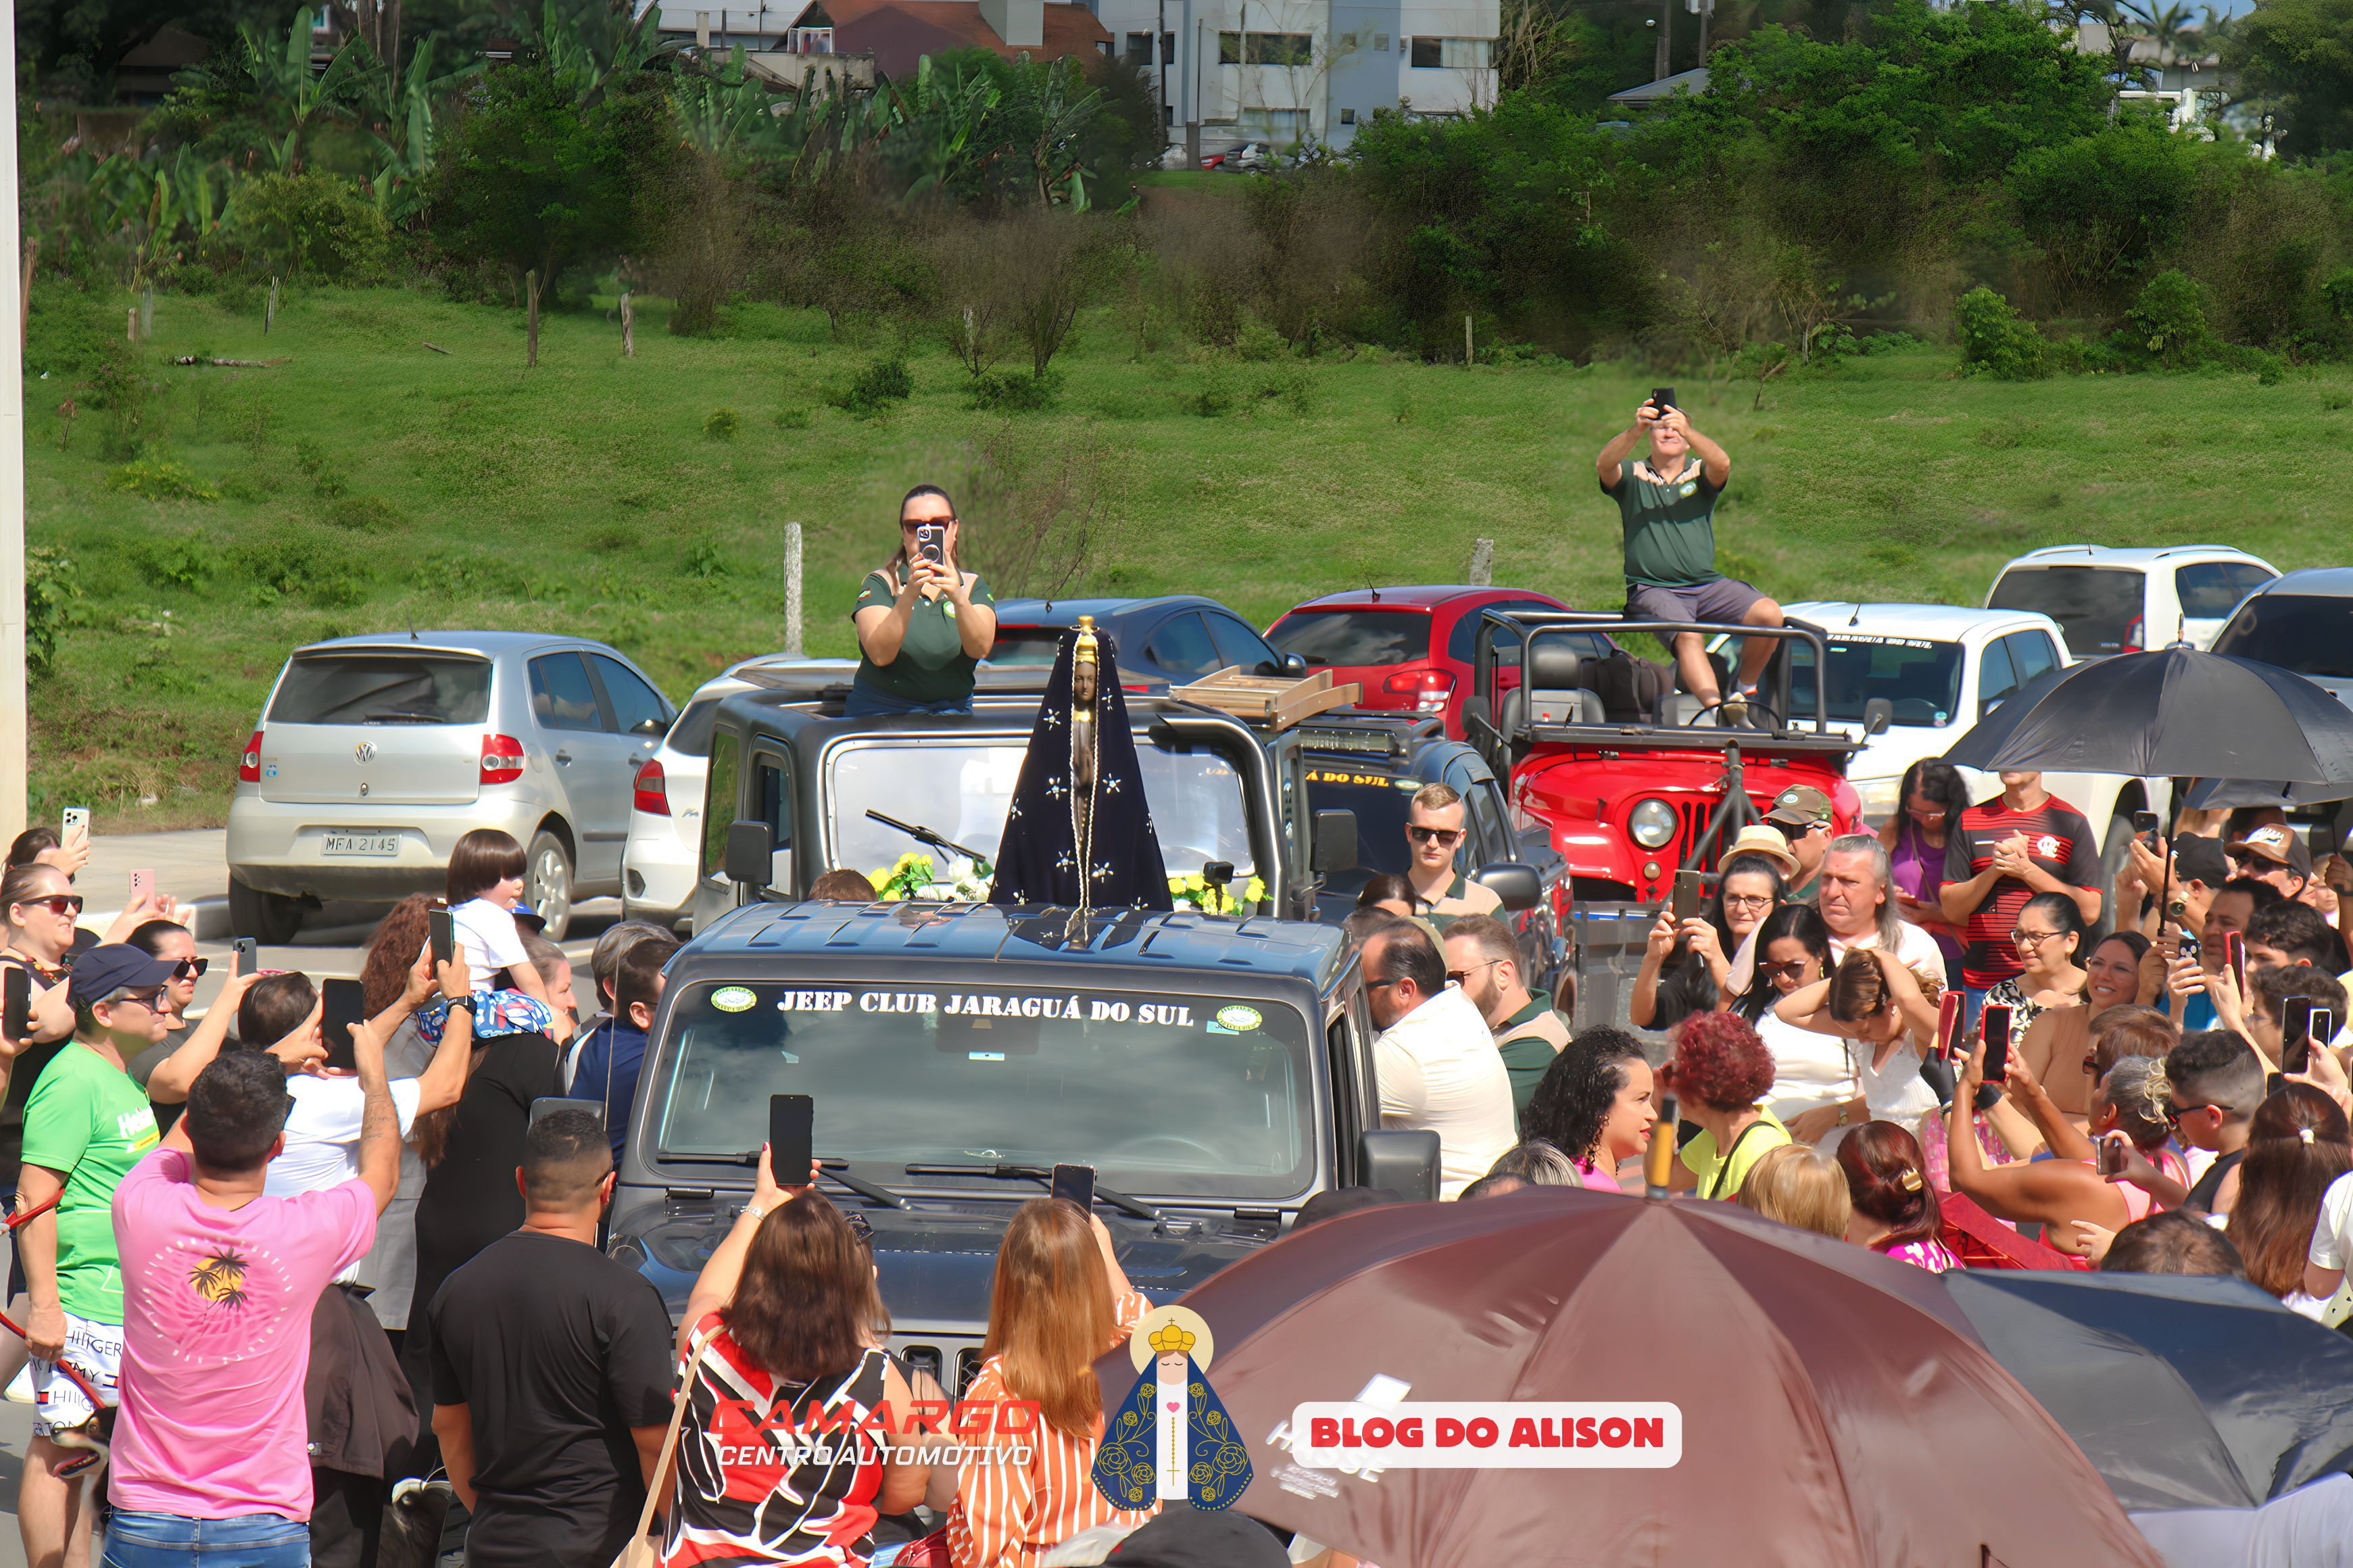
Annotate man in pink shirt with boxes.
[105,1029,401,1568]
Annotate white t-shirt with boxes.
[2309,1171,2353,1273]
[1372,985,1519,1200]
[451,897,529,991]
[265,1072,422,1285]
[1726,916,1947,996]
[1758,1011,1936,1124]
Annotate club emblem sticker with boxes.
[1092,1304,1252,1511]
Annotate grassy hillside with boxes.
[27,283,2350,829]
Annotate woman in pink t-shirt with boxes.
[1524,1030,1656,1193]
[1836,1121,1962,1271]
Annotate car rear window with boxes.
[2210,595,2353,679]
[1266,609,1432,667]
[1987,566,2143,655]
[985,629,1064,667]
[665,695,730,758]
[267,652,491,725]
[2176,562,2275,620]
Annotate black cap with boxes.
[2173,835,2230,888]
[65,944,178,1010]
[1106,1509,1289,1568]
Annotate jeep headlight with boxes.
[1629,798,1678,850]
[1851,775,1902,828]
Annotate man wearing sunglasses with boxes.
[2162,1029,2264,1217]
[15,944,172,1568]
[1401,784,1502,924]
[1442,916,1567,1122]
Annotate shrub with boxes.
[226,171,398,283]
[681,539,733,579]
[229,524,374,606]
[964,371,1061,412]
[106,458,218,503]
[1236,321,1288,362]
[2119,270,2217,370]
[1255,366,1313,416]
[704,406,742,440]
[827,356,913,417]
[325,496,403,531]
[774,406,813,429]
[1953,287,2048,380]
[84,351,151,459]
[24,545,88,678]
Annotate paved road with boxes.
[79,829,625,1013]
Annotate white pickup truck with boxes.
[1716,603,2171,914]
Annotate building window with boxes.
[787,25,832,51]
[1409,36,1490,68]
[1161,29,1175,62]
[1244,30,1313,65]
[1340,106,1356,124]
[1219,29,1240,63]
[1095,38,1111,53]
[1126,30,1153,58]
[1238,107,1309,142]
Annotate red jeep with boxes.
[1462,610,1864,1022]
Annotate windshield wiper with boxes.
[664,1153,910,1209]
[360,710,448,724]
[903,1162,1163,1223]
[866,810,989,866]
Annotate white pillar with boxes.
[0,0,26,841]
[783,522,804,657]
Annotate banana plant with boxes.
[675,45,794,160]
[363,33,483,218]
[1022,59,1102,209]
[508,0,683,108]
[894,53,1004,200]
[233,6,371,172]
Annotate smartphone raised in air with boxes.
[1936,991,1964,1062]
[2132,810,2160,843]
[2096,1135,2127,1178]
[2225,931,2248,995]
[2282,996,2315,1077]
[61,807,89,839]
[915,525,945,568]
[1980,1005,2014,1083]
[233,937,260,975]
[1650,386,1676,415]
[1050,1162,1096,1212]
[3,968,28,1042]
[320,977,366,1072]
[769,1094,815,1188]
[128,868,154,906]
[1671,870,1704,925]
[429,906,455,970]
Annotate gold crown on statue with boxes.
[1149,1324,1196,1356]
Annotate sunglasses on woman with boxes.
[174,958,208,980]
[1757,959,1812,981]
[16,896,82,917]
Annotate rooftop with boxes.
[1780,602,2062,639]
[293,631,598,656]
[1280,585,1566,612]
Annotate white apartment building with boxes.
[1089,0,1498,149]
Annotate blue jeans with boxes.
[102,1511,310,1568]
[842,679,973,718]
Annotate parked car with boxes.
[1265,586,1616,740]
[2209,568,2353,710]
[988,595,1301,688]
[1985,545,2277,656]
[227,633,673,943]
[1712,604,2172,881]
[624,658,857,934]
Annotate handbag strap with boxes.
[633,1329,717,1542]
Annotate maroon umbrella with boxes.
[1107,1190,2165,1568]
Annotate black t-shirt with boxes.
[428,1231,676,1568]
[2185,1148,2246,1215]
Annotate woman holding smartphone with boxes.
[849,485,997,718]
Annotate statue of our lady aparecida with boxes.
[1092,1306,1253,1513]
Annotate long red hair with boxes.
[982,1199,1113,1443]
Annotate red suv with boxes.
[1265,587,1611,740]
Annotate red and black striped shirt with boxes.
[1943,795,2101,990]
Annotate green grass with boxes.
[27,283,2352,829]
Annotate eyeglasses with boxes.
[1407,825,1463,846]
[2162,1096,2216,1127]
[16,896,82,917]
[1720,893,1774,911]
[899,516,956,529]
[2010,929,2064,948]
[105,987,167,1011]
[844,1212,875,1248]
[1365,976,1407,991]
[1758,959,1812,980]
[173,958,208,980]
[1446,958,1503,985]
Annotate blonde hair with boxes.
[1410,781,1463,814]
[1737,1144,1853,1239]
[981,1200,1115,1443]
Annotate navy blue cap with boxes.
[66,944,180,1010]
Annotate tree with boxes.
[424,63,672,364]
[2225,0,2353,156]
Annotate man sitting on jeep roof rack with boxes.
[1596,394,1785,723]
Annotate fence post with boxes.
[140,283,153,339]
[1467,537,1494,587]
[126,307,136,344]
[783,522,804,658]
[1464,313,1474,366]
[265,277,278,335]
[621,291,635,359]
[525,269,539,368]
[19,237,34,353]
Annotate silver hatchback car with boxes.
[226,632,674,942]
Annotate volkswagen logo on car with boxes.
[354,741,377,763]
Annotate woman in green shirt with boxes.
[848,485,998,716]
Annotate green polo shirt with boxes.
[21,1042,159,1323]
[1603,460,1724,590]
[1495,994,1570,1122]
[852,570,995,705]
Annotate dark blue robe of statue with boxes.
[986,627,1173,912]
[1090,1355,1253,1512]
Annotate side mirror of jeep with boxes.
[725,820,775,889]
[1357,1129,1440,1202]
[1311,809,1359,875]
[1862,697,1894,737]
[1472,862,1541,912]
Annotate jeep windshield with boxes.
[1784,636,1967,727]
[825,740,1257,881]
[1300,762,1422,898]
[649,979,1314,1198]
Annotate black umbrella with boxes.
[1941,649,2353,783]
[1942,1269,2353,1511]
[2181,776,2353,813]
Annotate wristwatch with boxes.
[742,1201,768,1225]
[445,994,477,1015]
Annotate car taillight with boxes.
[1383,668,1456,711]
[480,733,526,786]
[238,730,264,784]
[633,758,669,816]
[2120,616,2144,654]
